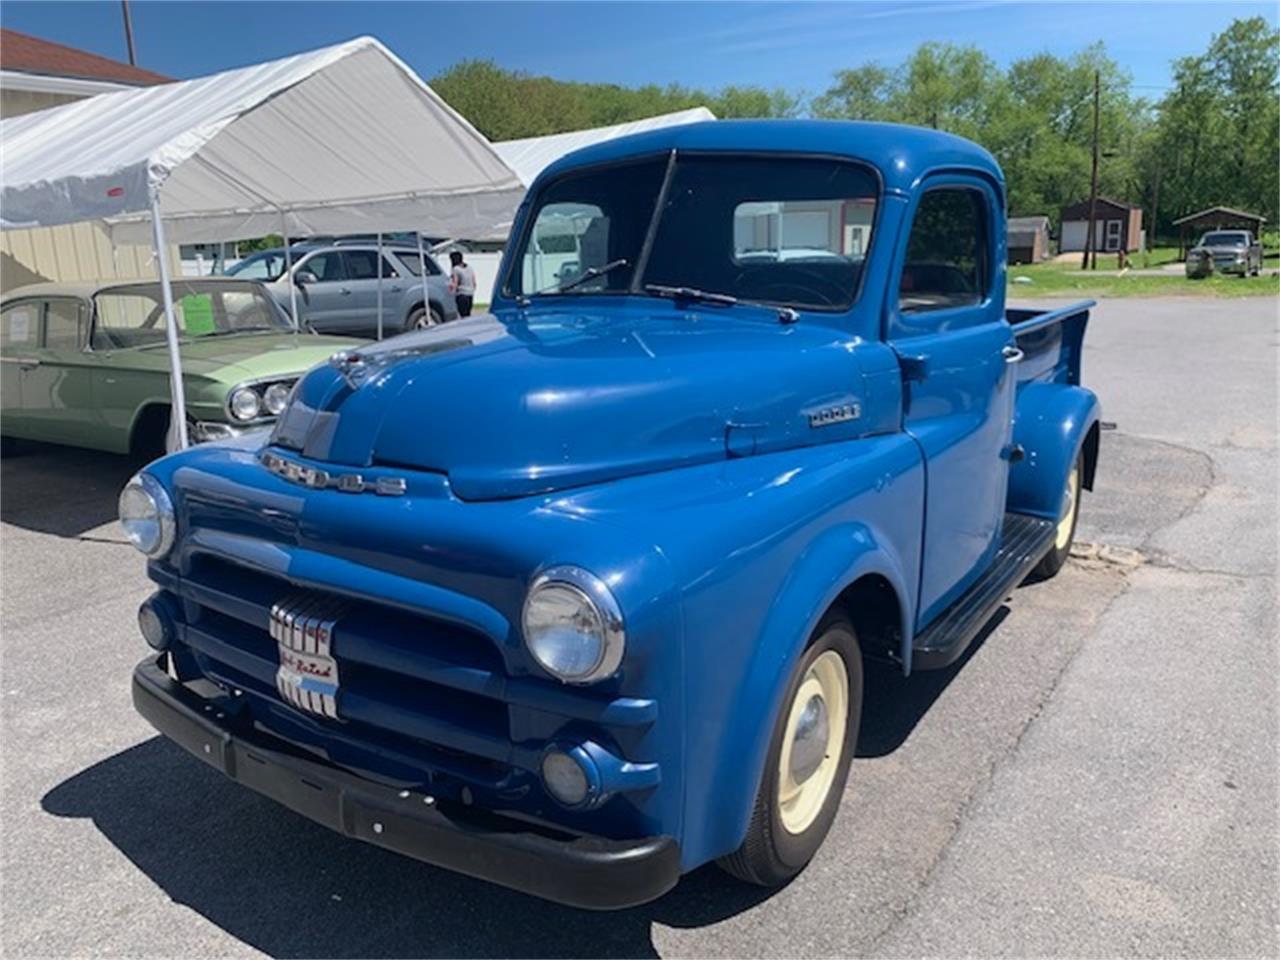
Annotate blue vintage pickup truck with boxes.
[121,121,1100,909]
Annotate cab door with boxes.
[888,177,1016,629]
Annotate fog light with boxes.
[138,594,175,651]
[541,749,591,807]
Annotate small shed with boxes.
[1007,215,1050,264]
[1173,206,1267,259]
[1059,198,1144,254]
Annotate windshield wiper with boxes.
[523,258,630,302]
[644,284,799,324]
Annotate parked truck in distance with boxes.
[121,120,1101,909]
[1185,229,1264,278]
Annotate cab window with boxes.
[899,188,989,313]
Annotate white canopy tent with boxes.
[0,36,524,449]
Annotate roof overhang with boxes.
[0,68,137,98]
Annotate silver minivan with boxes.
[226,243,459,337]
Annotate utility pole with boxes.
[120,0,137,66]
[1148,160,1161,254]
[1081,70,1101,271]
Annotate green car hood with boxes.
[120,332,360,385]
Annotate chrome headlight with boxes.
[228,386,262,422]
[522,566,624,684]
[263,381,293,416]
[118,473,175,558]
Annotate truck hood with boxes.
[270,308,869,500]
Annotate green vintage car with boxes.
[0,277,362,457]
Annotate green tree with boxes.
[430,60,797,142]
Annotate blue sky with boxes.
[4,1,1275,97]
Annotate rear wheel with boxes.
[1032,452,1082,579]
[718,611,863,887]
[404,304,444,331]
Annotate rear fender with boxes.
[697,524,912,865]
[1007,382,1100,520]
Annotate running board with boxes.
[912,512,1056,670]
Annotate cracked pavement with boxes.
[1,296,1276,958]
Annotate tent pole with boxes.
[376,231,384,340]
[281,213,299,330]
[416,232,431,326]
[148,190,190,451]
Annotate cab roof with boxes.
[537,119,1004,196]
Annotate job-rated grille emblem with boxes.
[270,593,349,718]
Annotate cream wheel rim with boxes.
[1055,463,1080,550]
[777,649,848,835]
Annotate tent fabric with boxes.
[0,37,524,243]
[493,107,715,187]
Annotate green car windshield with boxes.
[92,280,289,350]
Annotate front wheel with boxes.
[404,304,444,331]
[718,611,863,887]
[1032,452,1082,579]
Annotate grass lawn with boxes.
[1007,262,1280,298]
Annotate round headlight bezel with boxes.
[522,565,625,685]
[263,381,293,416]
[118,472,175,558]
[228,386,262,422]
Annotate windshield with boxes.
[1200,232,1248,247]
[92,280,289,350]
[506,154,879,311]
[226,250,291,281]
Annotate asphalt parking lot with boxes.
[1,296,1276,959]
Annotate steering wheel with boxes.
[735,265,848,306]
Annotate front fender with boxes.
[695,522,913,867]
[1007,382,1100,520]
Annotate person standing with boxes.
[449,251,477,317]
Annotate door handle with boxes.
[1002,345,1024,363]
[389,285,402,293]
[338,287,352,295]
[17,357,40,370]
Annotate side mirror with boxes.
[295,271,317,286]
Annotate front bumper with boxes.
[132,657,680,909]
[191,420,249,443]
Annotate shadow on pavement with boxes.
[0,441,146,539]
[857,606,1008,758]
[42,737,774,959]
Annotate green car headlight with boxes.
[228,386,262,422]
[263,382,293,416]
